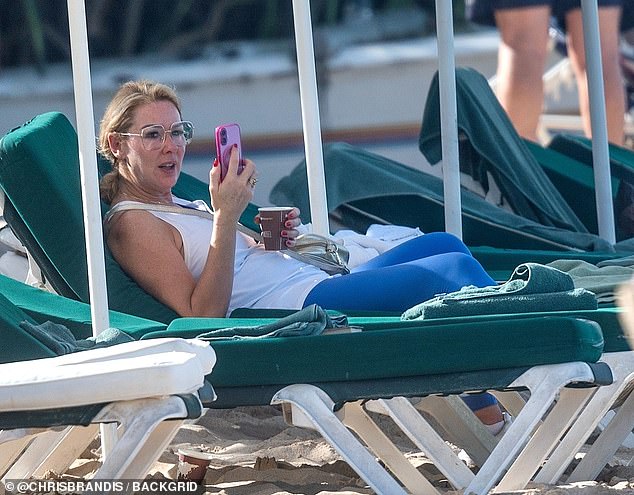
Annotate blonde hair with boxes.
[98,80,182,204]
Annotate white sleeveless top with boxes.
[111,198,329,315]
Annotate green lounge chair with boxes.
[418,67,634,252]
[0,288,214,482]
[270,141,627,281]
[0,270,613,494]
[270,70,631,272]
[272,141,615,253]
[524,139,620,237]
[548,133,634,243]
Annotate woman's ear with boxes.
[108,132,124,159]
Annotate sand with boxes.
[61,405,634,495]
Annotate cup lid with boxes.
[178,448,213,461]
[257,206,293,211]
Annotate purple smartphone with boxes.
[215,123,244,181]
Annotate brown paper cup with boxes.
[177,449,212,484]
[258,207,293,250]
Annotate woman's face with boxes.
[112,100,186,196]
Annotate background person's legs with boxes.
[461,393,506,431]
[565,6,625,145]
[493,6,551,141]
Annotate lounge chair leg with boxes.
[414,395,497,467]
[496,386,593,491]
[376,397,475,490]
[2,427,95,480]
[466,362,598,495]
[91,397,193,481]
[31,425,99,478]
[341,401,440,495]
[363,395,496,472]
[537,352,634,483]
[490,390,527,418]
[115,420,184,479]
[598,411,634,447]
[0,433,35,477]
[567,387,634,482]
[271,384,408,495]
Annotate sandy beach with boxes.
[60,404,634,495]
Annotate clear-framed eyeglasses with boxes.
[118,121,194,150]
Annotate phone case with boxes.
[215,123,243,181]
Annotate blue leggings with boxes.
[304,232,500,413]
[303,232,495,312]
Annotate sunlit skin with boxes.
[104,100,300,317]
[494,6,624,144]
[109,100,185,202]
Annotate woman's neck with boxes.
[115,184,174,206]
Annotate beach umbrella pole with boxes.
[67,0,115,456]
[435,0,463,239]
[291,0,330,236]
[581,0,616,244]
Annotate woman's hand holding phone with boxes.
[215,123,245,182]
[210,123,256,224]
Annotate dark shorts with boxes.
[466,0,625,30]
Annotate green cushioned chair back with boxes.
[0,113,87,301]
[419,68,588,233]
[525,140,619,235]
[549,134,634,184]
[548,134,634,242]
[0,290,55,363]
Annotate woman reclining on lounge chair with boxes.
[98,80,495,318]
[99,79,496,317]
[98,79,506,433]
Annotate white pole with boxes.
[291,0,330,236]
[67,0,115,456]
[581,0,616,244]
[435,0,463,238]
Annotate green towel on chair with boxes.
[547,258,634,305]
[401,263,598,320]
[419,67,589,234]
[196,305,348,340]
[19,320,134,355]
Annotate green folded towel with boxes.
[401,263,597,320]
[196,304,348,340]
[19,320,134,355]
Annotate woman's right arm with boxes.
[190,147,256,315]
[106,207,221,315]
[107,147,255,317]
